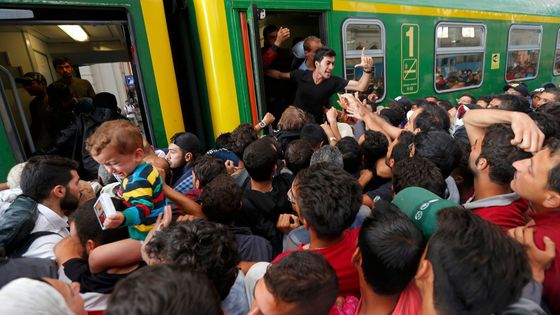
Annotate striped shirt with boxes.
[119,162,166,240]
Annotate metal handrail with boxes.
[0,65,35,153]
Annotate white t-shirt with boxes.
[22,204,69,259]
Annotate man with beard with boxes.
[19,155,81,259]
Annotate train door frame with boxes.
[229,1,330,124]
[0,5,155,162]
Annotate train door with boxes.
[241,5,326,124]
[0,6,152,165]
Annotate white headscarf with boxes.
[0,278,75,315]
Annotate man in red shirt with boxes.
[511,138,560,315]
[273,162,362,297]
[461,119,532,230]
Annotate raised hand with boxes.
[274,27,290,47]
[354,47,373,72]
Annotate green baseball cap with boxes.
[392,187,461,239]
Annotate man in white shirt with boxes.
[19,156,81,259]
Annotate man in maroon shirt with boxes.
[511,137,560,315]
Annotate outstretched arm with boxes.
[345,48,373,92]
[264,69,291,80]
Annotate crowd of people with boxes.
[1,31,560,315]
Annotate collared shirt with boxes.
[173,164,194,194]
[22,204,69,259]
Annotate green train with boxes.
[0,0,559,180]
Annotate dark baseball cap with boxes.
[170,132,201,154]
[503,82,529,97]
[391,96,412,112]
[15,72,46,84]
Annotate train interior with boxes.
[0,6,145,161]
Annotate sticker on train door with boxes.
[491,53,500,70]
[401,24,419,94]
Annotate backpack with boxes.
[0,195,59,258]
[0,253,58,288]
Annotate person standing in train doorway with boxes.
[15,72,51,151]
[53,56,96,99]
[266,47,373,123]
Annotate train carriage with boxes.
[1,0,560,180]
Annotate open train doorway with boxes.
[0,6,151,166]
[243,6,326,125]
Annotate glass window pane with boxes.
[506,50,540,80]
[509,28,541,47]
[555,49,560,75]
[346,24,382,51]
[435,53,483,91]
[345,56,384,98]
[436,25,484,48]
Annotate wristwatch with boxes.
[258,121,266,128]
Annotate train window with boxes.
[342,19,385,102]
[506,25,542,81]
[554,29,560,76]
[434,23,486,93]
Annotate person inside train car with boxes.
[297,35,323,72]
[247,251,339,315]
[415,207,531,315]
[261,25,291,71]
[237,138,293,256]
[265,47,374,124]
[461,116,532,230]
[53,56,96,99]
[504,82,529,99]
[350,200,424,315]
[15,72,51,151]
[536,87,560,110]
[165,131,201,194]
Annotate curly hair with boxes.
[145,220,240,300]
[294,163,361,239]
[230,123,258,160]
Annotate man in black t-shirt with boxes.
[266,47,373,123]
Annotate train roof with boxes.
[334,0,560,19]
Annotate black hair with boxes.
[313,47,336,64]
[201,175,242,225]
[543,88,560,103]
[414,103,450,132]
[215,132,233,150]
[545,137,560,193]
[310,145,344,167]
[478,124,532,186]
[295,163,361,239]
[192,155,226,188]
[529,111,560,139]
[93,92,118,112]
[47,82,72,106]
[300,123,327,148]
[243,138,277,182]
[263,251,338,315]
[362,130,389,169]
[263,25,279,42]
[284,139,313,176]
[427,207,531,315]
[145,220,240,300]
[413,130,461,178]
[379,108,404,127]
[392,156,446,197]
[436,99,453,111]
[491,94,530,113]
[170,132,201,159]
[388,131,414,165]
[52,56,71,68]
[537,102,560,121]
[106,264,222,315]
[460,93,476,104]
[336,137,362,175]
[477,95,493,105]
[230,123,258,160]
[359,200,424,295]
[20,155,78,202]
[71,199,128,255]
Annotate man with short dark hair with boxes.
[273,163,362,297]
[16,72,51,151]
[488,93,530,112]
[283,139,313,176]
[165,132,201,194]
[53,56,95,99]
[352,200,424,314]
[536,87,560,109]
[12,156,81,259]
[249,251,338,315]
[392,156,446,197]
[266,47,373,123]
[416,207,531,314]
[462,121,532,230]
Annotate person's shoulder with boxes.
[290,69,307,80]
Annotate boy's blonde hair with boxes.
[86,120,143,156]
